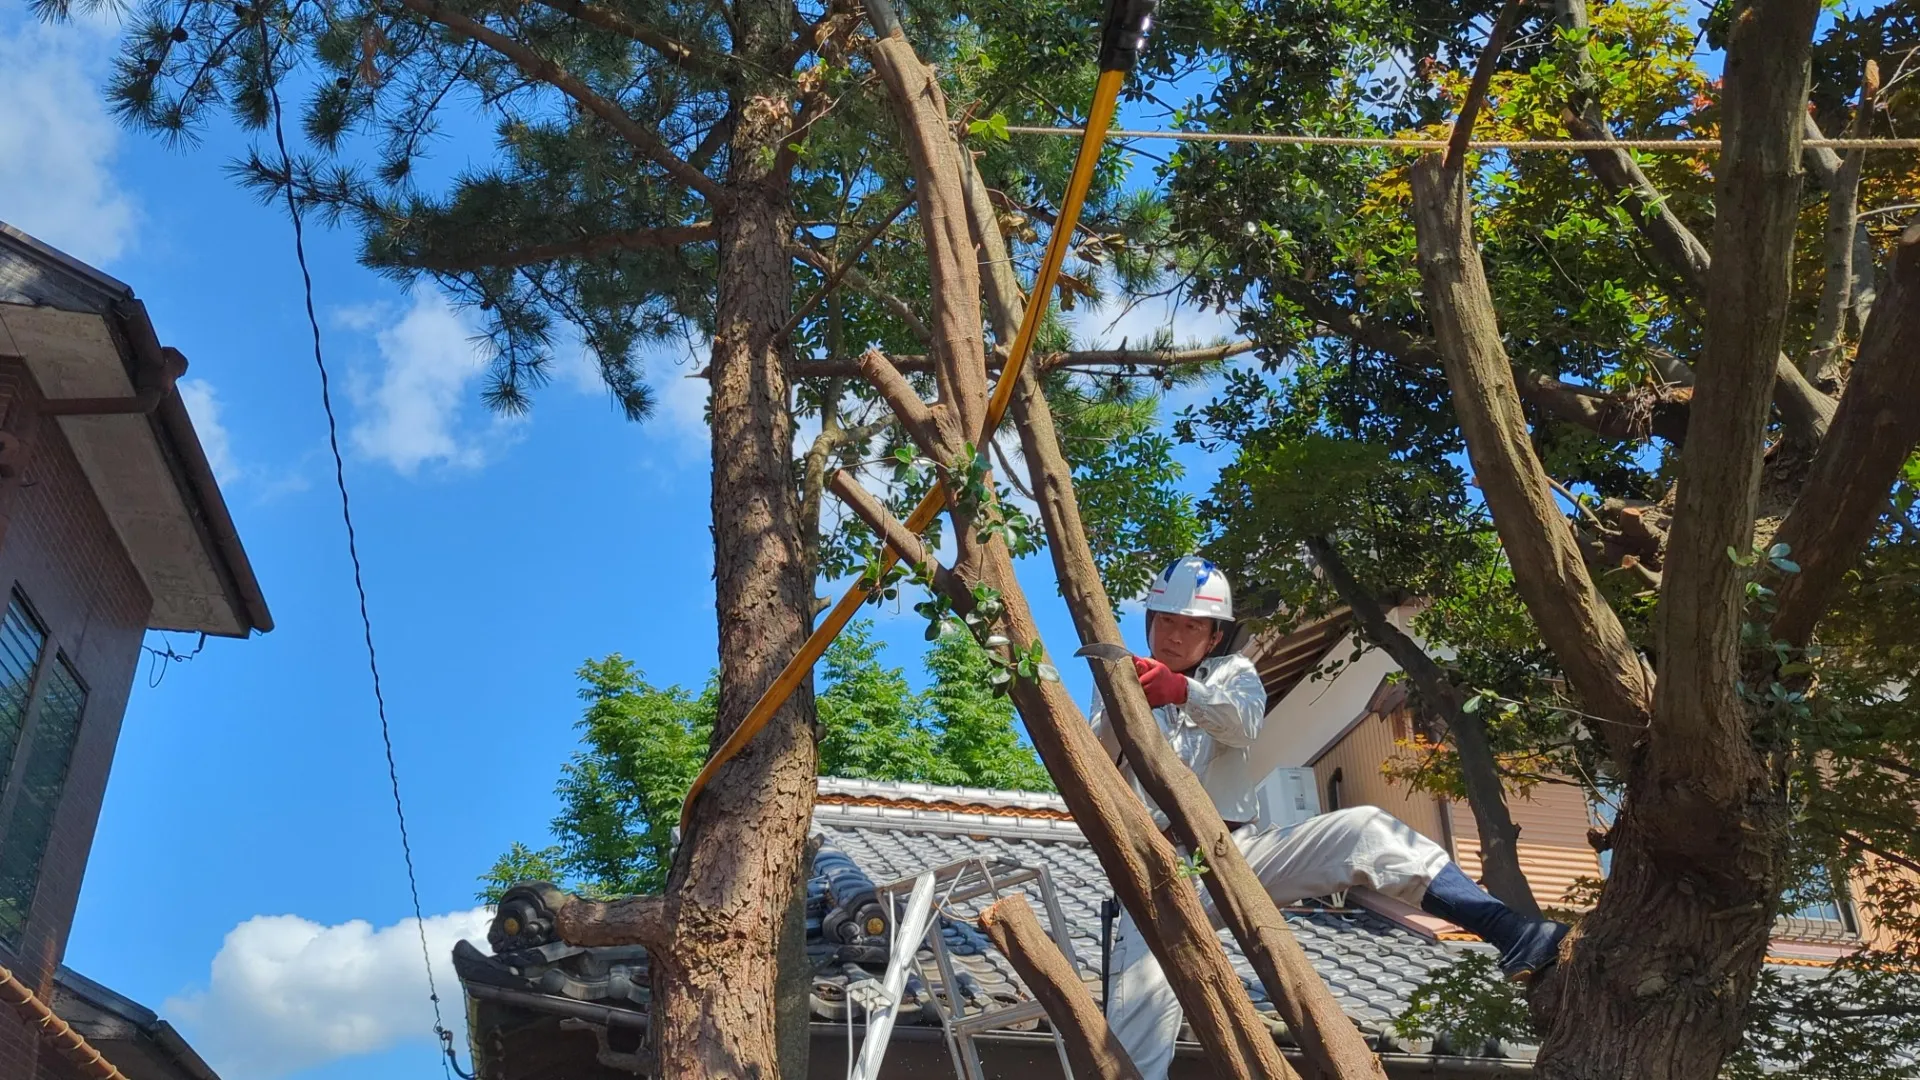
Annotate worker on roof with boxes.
[1091,555,1569,1079]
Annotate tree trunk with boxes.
[654,25,821,1073]
[1529,3,1820,1075]
[1303,536,1541,920]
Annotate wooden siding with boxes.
[1307,690,1451,853]
[1451,782,1604,911]
[1308,684,1604,912]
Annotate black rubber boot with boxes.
[1420,862,1569,982]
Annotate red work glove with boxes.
[1132,656,1190,709]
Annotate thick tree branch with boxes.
[863,18,988,440]
[1517,369,1691,444]
[396,0,728,205]
[1411,157,1655,762]
[979,896,1145,1080]
[530,0,739,80]
[1276,279,1685,444]
[1808,62,1879,380]
[1009,361,1385,1080]
[829,470,956,594]
[1305,536,1542,918]
[403,222,714,273]
[854,347,944,453]
[1769,223,1920,645]
[555,894,673,950]
[1651,0,1820,810]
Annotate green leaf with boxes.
[967,112,1011,145]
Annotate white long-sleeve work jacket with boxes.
[1089,653,1269,827]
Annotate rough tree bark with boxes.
[646,10,825,1068]
[1303,536,1542,919]
[409,0,829,1070]
[979,895,1146,1080]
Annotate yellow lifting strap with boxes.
[680,0,1157,832]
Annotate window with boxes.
[1778,866,1857,939]
[1326,768,1344,812]
[0,591,89,944]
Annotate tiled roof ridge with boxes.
[815,792,1076,821]
[816,775,1069,812]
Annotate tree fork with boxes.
[831,470,1297,1080]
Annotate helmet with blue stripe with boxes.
[1144,556,1233,621]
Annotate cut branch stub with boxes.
[978,895,1145,1080]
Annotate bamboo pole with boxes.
[0,964,130,1080]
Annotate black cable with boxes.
[257,17,458,1078]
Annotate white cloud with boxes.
[178,378,241,485]
[165,906,495,1080]
[0,13,137,266]
[345,289,513,475]
[1062,292,1240,353]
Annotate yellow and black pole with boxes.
[680,0,1157,830]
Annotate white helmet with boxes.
[1145,556,1233,621]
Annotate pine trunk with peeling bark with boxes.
[656,17,819,1072]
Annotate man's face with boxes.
[1148,612,1224,674]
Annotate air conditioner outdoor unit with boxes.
[1254,766,1321,830]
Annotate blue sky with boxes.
[0,8,1240,1079]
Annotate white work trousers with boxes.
[1106,806,1453,1079]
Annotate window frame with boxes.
[0,586,90,947]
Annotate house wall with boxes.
[1304,684,1606,913]
[0,362,152,1078]
[1252,614,1409,776]
[1450,781,1604,912]
[1305,689,1452,845]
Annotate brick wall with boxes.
[0,361,153,1077]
